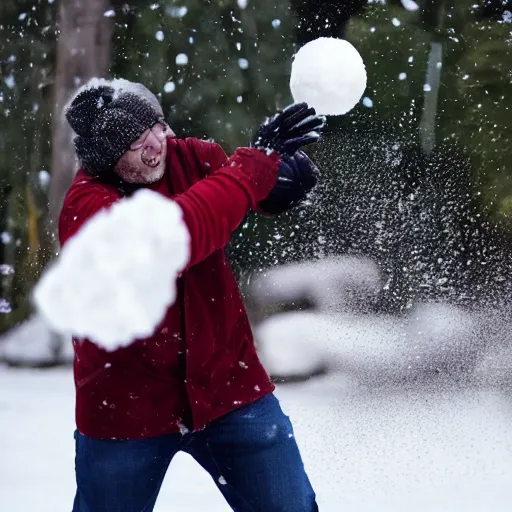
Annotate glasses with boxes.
[130,122,169,151]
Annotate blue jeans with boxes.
[73,394,318,511]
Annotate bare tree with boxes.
[49,0,113,231]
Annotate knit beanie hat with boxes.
[65,78,165,176]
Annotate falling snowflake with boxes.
[0,299,12,314]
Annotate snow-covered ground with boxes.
[2,366,512,511]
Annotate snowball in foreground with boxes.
[290,37,367,116]
[33,189,190,351]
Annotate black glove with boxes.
[252,103,325,156]
[258,150,319,215]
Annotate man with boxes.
[61,78,324,512]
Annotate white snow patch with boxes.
[3,367,512,511]
[500,10,511,23]
[0,264,14,276]
[1,232,12,244]
[290,37,367,116]
[164,81,176,93]
[4,75,16,89]
[33,189,190,351]
[0,299,12,314]
[176,53,189,65]
[362,96,374,108]
[401,0,420,11]
[256,303,481,383]
[39,169,51,188]
[0,314,74,366]
[167,6,188,18]
[251,257,381,313]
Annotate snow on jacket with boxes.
[59,137,279,440]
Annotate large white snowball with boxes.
[33,189,190,351]
[290,37,367,116]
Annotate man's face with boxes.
[113,122,175,184]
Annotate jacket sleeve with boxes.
[185,138,229,177]
[59,180,120,247]
[58,149,279,269]
[174,147,279,269]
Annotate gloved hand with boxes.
[251,103,325,156]
[258,150,319,215]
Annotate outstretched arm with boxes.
[59,148,279,269]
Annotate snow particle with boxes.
[423,84,432,92]
[167,6,188,18]
[164,81,176,93]
[399,72,407,80]
[254,385,261,392]
[362,96,374,108]
[0,299,12,314]
[236,95,243,103]
[38,170,51,188]
[401,0,420,11]
[392,18,401,27]
[238,58,249,70]
[462,74,470,80]
[18,13,27,21]
[0,264,14,276]
[178,422,190,435]
[104,9,115,18]
[408,56,414,63]
[150,3,160,10]
[4,75,16,89]
[155,30,165,41]
[1,232,13,244]
[237,0,248,9]
[176,53,189,65]
[239,361,248,369]
[272,19,281,29]
[218,476,227,485]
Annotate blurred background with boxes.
[1,0,512,510]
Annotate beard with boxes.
[114,153,166,185]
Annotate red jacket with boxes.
[59,137,280,440]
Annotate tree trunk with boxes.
[419,1,445,155]
[49,0,113,232]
